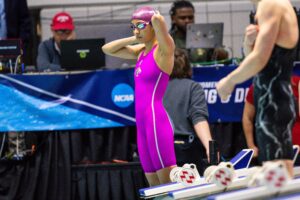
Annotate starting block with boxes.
[207,177,300,200]
[167,146,300,199]
[139,149,254,198]
[247,161,291,190]
[293,145,299,163]
[203,162,235,188]
[203,149,254,187]
[169,166,300,199]
[170,164,201,186]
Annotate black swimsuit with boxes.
[254,45,297,163]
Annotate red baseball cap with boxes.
[51,12,75,31]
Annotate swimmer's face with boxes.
[131,19,155,42]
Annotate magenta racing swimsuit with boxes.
[134,45,176,173]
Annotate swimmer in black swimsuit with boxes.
[216,0,299,176]
[254,45,296,162]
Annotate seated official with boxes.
[36,12,76,72]
[163,48,212,175]
[169,0,228,63]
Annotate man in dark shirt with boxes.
[169,0,228,63]
[36,12,76,72]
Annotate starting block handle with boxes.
[209,140,219,165]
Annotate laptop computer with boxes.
[75,23,135,69]
[0,39,22,57]
[186,23,224,49]
[60,38,105,71]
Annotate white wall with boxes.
[37,0,300,58]
[27,0,229,8]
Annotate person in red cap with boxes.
[37,11,76,72]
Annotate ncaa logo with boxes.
[111,83,134,108]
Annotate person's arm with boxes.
[243,24,259,57]
[152,11,175,74]
[189,83,212,159]
[36,42,61,72]
[217,1,281,99]
[242,101,258,157]
[101,36,144,59]
[194,121,212,159]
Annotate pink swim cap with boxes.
[131,6,155,23]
